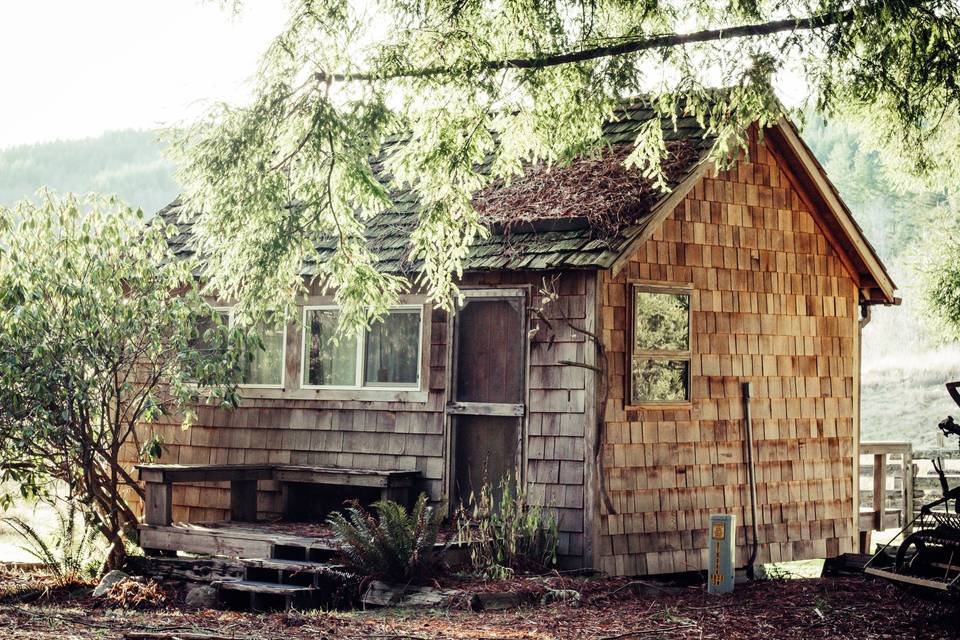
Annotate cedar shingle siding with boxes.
[597,134,859,575]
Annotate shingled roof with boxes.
[158,104,897,303]
[160,103,715,273]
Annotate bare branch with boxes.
[313,4,884,83]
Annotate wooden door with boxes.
[448,290,526,507]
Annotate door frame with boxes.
[443,287,530,512]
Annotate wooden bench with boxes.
[135,463,421,527]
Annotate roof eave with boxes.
[766,117,898,305]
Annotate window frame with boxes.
[300,304,424,391]
[210,306,288,390]
[628,283,693,406]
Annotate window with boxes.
[241,312,286,388]
[189,308,231,356]
[191,308,286,388]
[301,308,359,386]
[302,306,422,389]
[631,286,691,404]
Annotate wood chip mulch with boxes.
[0,574,958,639]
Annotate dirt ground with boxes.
[0,572,957,640]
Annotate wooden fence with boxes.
[858,442,960,551]
[859,442,913,536]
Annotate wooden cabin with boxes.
[128,106,897,577]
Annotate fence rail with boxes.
[858,441,960,553]
[859,442,913,538]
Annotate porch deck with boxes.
[136,463,424,560]
[138,520,341,561]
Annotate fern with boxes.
[2,502,100,583]
[3,517,57,567]
[327,494,443,581]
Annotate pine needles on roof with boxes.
[473,139,700,238]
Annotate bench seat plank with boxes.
[136,463,422,526]
[136,463,420,486]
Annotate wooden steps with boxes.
[215,556,360,612]
[242,557,340,571]
[218,579,316,612]
[138,522,338,559]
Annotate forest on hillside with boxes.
[0,130,179,215]
[803,118,960,448]
[0,122,957,447]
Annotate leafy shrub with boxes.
[456,478,559,578]
[2,502,99,584]
[327,493,443,581]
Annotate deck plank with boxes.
[219,580,314,595]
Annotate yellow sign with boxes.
[712,541,723,584]
[712,523,726,540]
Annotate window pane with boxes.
[634,291,689,352]
[303,309,358,386]
[242,313,285,386]
[364,309,421,386]
[190,309,230,355]
[632,359,689,403]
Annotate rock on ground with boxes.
[92,569,129,597]
[184,584,218,608]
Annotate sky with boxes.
[0,1,289,150]
[0,2,814,151]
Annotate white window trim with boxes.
[213,306,287,390]
[300,304,424,392]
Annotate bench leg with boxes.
[144,481,173,526]
[231,480,258,522]
[858,530,872,555]
[381,487,412,510]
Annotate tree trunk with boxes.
[104,535,127,573]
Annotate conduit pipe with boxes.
[742,381,760,580]
[858,302,872,330]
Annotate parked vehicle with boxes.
[866,382,960,593]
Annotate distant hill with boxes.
[0,129,179,215]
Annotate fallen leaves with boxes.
[101,578,169,610]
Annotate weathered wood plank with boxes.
[137,464,275,483]
[125,555,245,582]
[361,580,460,608]
[274,467,418,487]
[446,402,525,417]
[138,525,275,558]
[144,482,173,526]
[218,580,313,595]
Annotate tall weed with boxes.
[456,477,559,578]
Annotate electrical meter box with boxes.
[707,513,736,594]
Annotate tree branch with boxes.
[313,4,882,83]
